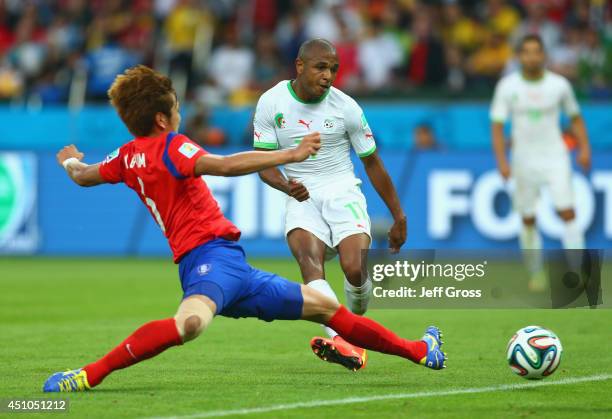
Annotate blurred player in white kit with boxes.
[490,34,591,289]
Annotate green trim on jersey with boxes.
[287,81,329,104]
[254,141,279,150]
[491,117,507,124]
[358,145,377,158]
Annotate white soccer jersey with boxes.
[253,80,376,188]
[490,70,580,159]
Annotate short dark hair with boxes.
[517,34,545,53]
[297,38,336,61]
[108,65,176,137]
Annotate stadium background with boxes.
[0,0,611,258]
[1,3,611,417]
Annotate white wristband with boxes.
[62,157,80,170]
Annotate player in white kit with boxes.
[490,34,591,289]
[254,39,407,371]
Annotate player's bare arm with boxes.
[195,132,320,177]
[257,165,310,202]
[570,115,591,172]
[254,132,321,202]
[360,151,406,253]
[491,122,510,179]
[56,144,106,187]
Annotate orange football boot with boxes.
[310,335,367,371]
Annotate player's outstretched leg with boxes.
[308,233,372,371]
[307,277,368,371]
[288,229,367,371]
[43,295,214,392]
[307,279,367,371]
[302,286,446,370]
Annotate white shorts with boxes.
[285,179,371,258]
[512,154,574,217]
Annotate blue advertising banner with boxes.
[0,153,38,254]
[360,151,612,250]
[20,149,612,258]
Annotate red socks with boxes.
[327,305,427,362]
[84,318,183,387]
[82,308,424,387]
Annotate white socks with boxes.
[519,223,542,249]
[519,220,585,275]
[307,279,339,339]
[307,277,373,338]
[562,219,585,250]
[344,276,372,315]
[519,224,543,274]
[562,219,585,272]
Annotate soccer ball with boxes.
[506,326,563,380]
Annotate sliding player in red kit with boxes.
[43,66,446,392]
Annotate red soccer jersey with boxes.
[98,132,241,262]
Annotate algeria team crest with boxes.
[275,112,286,129]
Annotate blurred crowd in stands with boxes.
[0,0,610,109]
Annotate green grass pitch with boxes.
[1,257,611,418]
